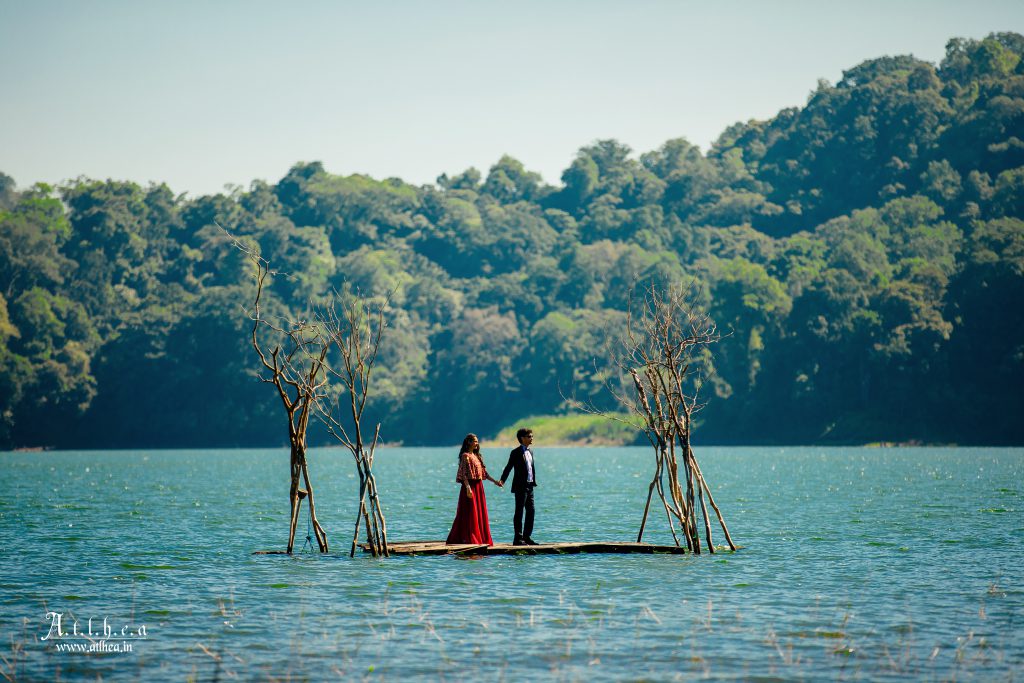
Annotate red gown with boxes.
[446,452,494,545]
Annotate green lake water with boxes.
[0,446,1021,680]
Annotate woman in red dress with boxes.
[446,433,502,545]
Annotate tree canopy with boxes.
[2,33,1022,447]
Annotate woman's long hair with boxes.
[459,433,483,466]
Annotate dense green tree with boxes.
[0,292,30,443]
[259,218,334,300]
[0,184,72,299]
[6,287,97,445]
[3,32,1024,448]
[525,307,626,413]
[427,305,523,435]
[708,257,791,399]
[0,173,17,210]
[944,217,1024,442]
[437,167,482,192]
[481,155,544,204]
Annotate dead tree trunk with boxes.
[315,290,393,558]
[572,280,737,553]
[235,235,332,554]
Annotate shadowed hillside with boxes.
[1,33,1022,448]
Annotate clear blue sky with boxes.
[2,1,1023,196]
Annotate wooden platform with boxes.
[363,540,692,555]
[255,540,738,556]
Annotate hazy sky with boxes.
[2,1,1023,196]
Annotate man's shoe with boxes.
[524,538,540,545]
[513,538,526,546]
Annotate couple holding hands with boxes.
[446,428,539,546]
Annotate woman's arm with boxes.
[459,453,474,498]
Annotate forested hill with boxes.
[2,33,1023,448]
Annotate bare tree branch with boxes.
[565,278,737,553]
[313,287,396,558]
[225,225,331,554]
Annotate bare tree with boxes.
[575,280,737,553]
[241,241,331,554]
[314,290,392,558]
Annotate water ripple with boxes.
[0,446,1021,680]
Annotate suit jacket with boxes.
[500,445,537,494]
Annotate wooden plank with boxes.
[256,540,737,556]
[450,544,491,555]
[362,540,696,556]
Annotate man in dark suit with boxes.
[498,427,538,545]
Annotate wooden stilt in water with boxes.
[637,478,656,543]
[350,478,367,558]
[301,459,328,552]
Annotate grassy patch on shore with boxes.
[486,413,644,447]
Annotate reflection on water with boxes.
[0,446,1021,679]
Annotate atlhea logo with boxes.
[41,612,148,654]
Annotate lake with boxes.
[0,446,1021,680]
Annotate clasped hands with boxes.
[466,477,503,499]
